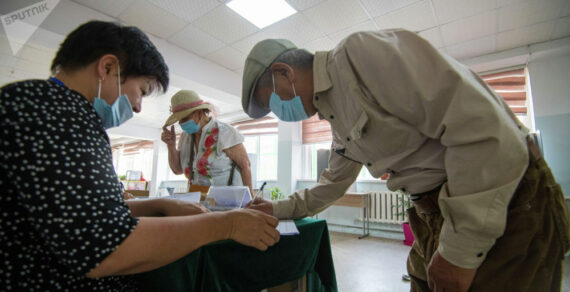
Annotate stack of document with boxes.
[277,220,299,236]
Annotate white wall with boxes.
[526,43,570,194]
[527,45,570,117]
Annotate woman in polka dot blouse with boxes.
[0,21,280,291]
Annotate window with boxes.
[480,67,534,130]
[166,167,187,181]
[243,135,278,181]
[302,115,331,179]
[302,114,331,144]
[301,142,377,181]
[111,140,154,182]
[302,142,330,179]
[233,117,279,182]
[358,167,375,180]
[301,115,378,181]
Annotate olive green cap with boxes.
[242,38,297,118]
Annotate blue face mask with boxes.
[180,119,200,134]
[269,74,308,122]
[93,64,134,129]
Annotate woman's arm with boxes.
[223,143,253,195]
[162,125,183,174]
[126,198,209,217]
[167,146,183,174]
[86,209,279,278]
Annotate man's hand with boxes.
[161,125,176,147]
[427,250,477,292]
[161,200,210,216]
[225,208,280,251]
[245,197,273,216]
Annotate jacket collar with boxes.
[313,51,333,95]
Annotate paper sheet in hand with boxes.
[206,186,251,208]
[277,220,299,236]
[167,192,201,203]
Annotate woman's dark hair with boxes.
[50,21,169,93]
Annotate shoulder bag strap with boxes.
[227,161,237,186]
[188,135,195,183]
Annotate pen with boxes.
[251,182,267,204]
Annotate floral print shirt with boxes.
[178,118,244,187]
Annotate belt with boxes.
[410,185,442,215]
[410,137,541,215]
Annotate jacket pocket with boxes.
[348,111,368,141]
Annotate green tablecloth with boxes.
[134,218,337,292]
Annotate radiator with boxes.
[361,191,410,224]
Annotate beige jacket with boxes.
[272,29,529,269]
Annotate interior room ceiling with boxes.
[1,0,569,130]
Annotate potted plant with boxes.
[269,187,285,201]
[393,193,414,246]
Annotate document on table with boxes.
[167,192,201,203]
[277,220,299,236]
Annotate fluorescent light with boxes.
[227,0,297,29]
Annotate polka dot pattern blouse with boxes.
[0,80,140,291]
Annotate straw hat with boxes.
[164,90,212,127]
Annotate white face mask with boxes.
[93,64,134,129]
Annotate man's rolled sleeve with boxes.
[437,176,525,268]
[272,140,362,219]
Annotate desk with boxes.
[127,190,149,198]
[333,192,371,239]
[133,219,337,292]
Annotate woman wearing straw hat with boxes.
[162,89,253,195]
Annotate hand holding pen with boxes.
[245,182,274,216]
[251,181,267,202]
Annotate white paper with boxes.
[206,186,251,208]
[277,220,299,236]
[168,192,201,203]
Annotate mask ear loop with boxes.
[291,81,297,97]
[97,79,102,99]
[272,71,297,97]
[271,72,276,92]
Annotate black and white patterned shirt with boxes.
[0,79,140,291]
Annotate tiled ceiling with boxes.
[72,0,570,74]
[2,0,570,131]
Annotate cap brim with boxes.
[246,76,271,119]
[163,104,210,127]
[242,59,270,119]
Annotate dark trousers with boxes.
[407,153,570,291]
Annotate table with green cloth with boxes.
[133,218,337,292]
